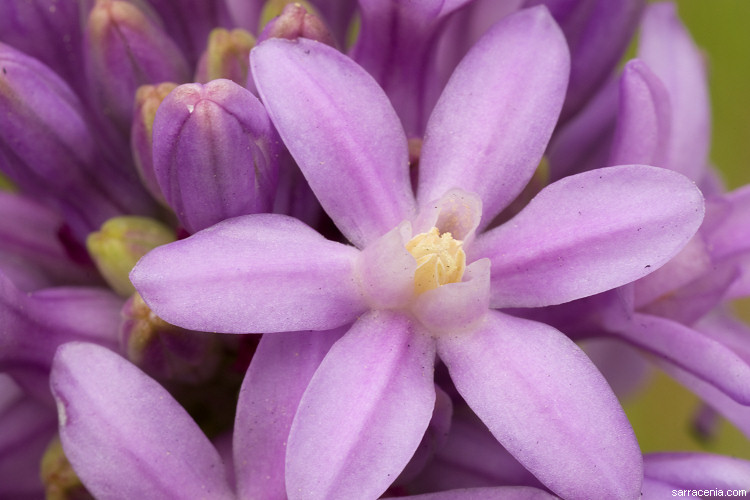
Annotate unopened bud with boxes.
[85,0,190,139]
[40,436,93,500]
[152,79,280,233]
[195,28,256,84]
[86,216,175,296]
[131,82,178,204]
[120,293,221,383]
[0,43,121,236]
[258,2,336,47]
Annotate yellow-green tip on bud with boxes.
[86,216,175,296]
[121,293,221,383]
[0,172,17,192]
[259,0,318,31]
[41,436,92,500]
[132,82,178,203]
[196,28,256,84]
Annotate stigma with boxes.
[406,227,466,294]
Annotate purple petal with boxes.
[251,37,416,249]
[131,214,366,333]
[638,2,710,182]
[0,272,121,402]
[611,313,750,405]
[437,310,642,499]
[706,185,750,262]
[547,77,618,181]
[0,192,98,290]
[406,486,557,500]
[412,259,491,335]
[286,311,436,500]
[233,327,346,500]
[0,375,57,498]
[50,343,233,498]
[644,452,750,488]
[608,59,671,167]
[417,6,569,226]
[642,478,694,499]
[395,384,453,485]
[660,361,750,440]
[471,165,704,308]
[582,338,651,401]
[529,0,645,121]
[632,235,713,309]
[356,222,417,309]
[408,411,543,492]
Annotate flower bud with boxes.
[86,216,175,297]
[0,0,85,97]
[258,2,337,47]
[141,0,232,65]
[120,293,221,383]
[0,43,121,237]
[195,28,256,85]
[131,82,178,204]
[152,79,281,233]
[41,436,92,500]
[84,0,190,143]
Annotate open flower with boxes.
[132,7,704,499]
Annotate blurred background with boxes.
[625,0,750,460]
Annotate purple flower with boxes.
[132,8,705,498]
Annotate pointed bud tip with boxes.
[40,435,92,500]
[196,28,256,84]
[258,2,337,47]
[86,216,175,296]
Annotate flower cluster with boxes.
[1,0,750,499]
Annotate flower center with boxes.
[406,227,466,294]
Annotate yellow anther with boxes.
[406,227,466,294]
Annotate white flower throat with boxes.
[406,227,466,294]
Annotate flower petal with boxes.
[131,214,366,333]
[286,310,436,500]
[533,0,645,122]
[611,313,750,404]
[233,327,346,500]
[0,374,57,498]
[406,486,557,500]
[608,59,671,167]
[644,452,750,488]
[50,343,233,498]
[638,2,710,182]
[408,411,543,492]
[547,78,618,181]
[471,165,704,308]
[417,6,569,226]
[251,37,416,249]
[437,310,642,499]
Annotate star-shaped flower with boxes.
[132,7,704,499]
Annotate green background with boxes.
[625,0,750,459]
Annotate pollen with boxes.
[406,227,466,294]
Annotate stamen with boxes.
[406,227,466,294]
